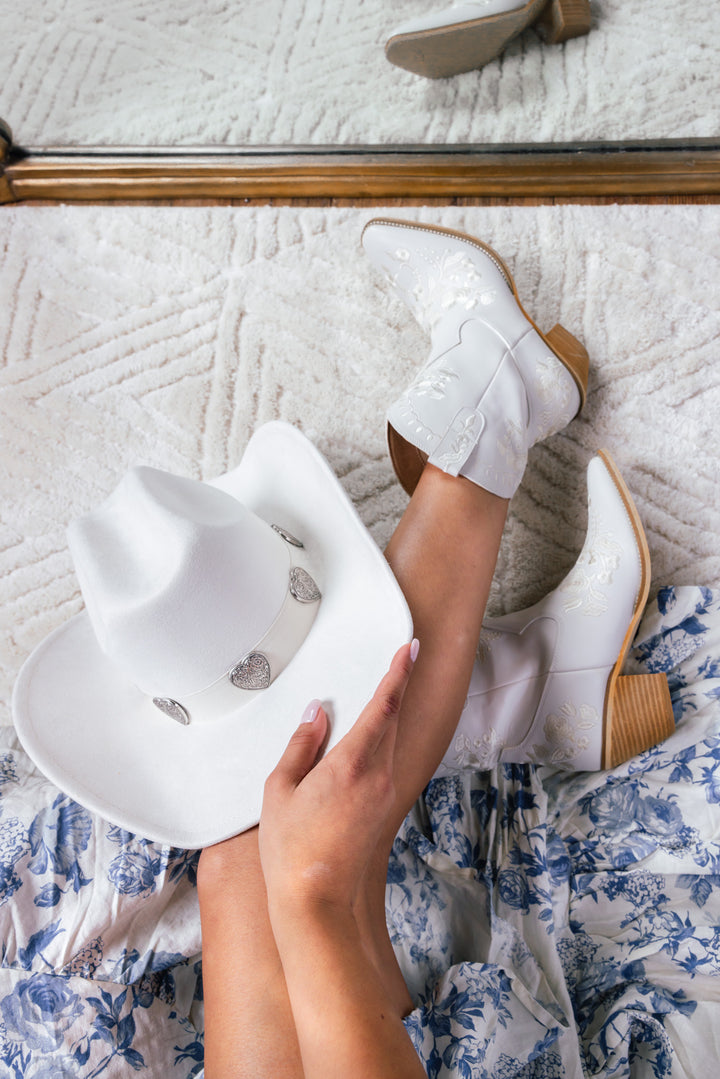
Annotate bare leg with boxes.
[198,463,508,1073]
[198,827,303,1079]
[355,465,508,1015]
[382,465,508,823]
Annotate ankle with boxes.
[420,462,510,512]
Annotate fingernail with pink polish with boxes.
[410,638,420,663]
[302,699,322,724]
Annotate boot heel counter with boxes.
[387,423,428,496]
[544,323,588,411]
[536,0,592,43]
[604,673,675,768]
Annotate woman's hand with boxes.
[258,639,418,917]
[257,639,425,1079]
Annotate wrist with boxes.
[268,890,359,951]
[265,857,358,923]
[268,894,424,1079]
[269,898,364,1014]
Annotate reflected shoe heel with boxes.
[434,451,675,776]
[362,218,588,498]
[536,0,592,44]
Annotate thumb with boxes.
[270,700,328,790]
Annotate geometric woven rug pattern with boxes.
[1,0,718,145]
[1,203,719,726]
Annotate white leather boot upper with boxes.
[363,220,581,498]
[434,453,648,774]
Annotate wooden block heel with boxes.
[604,673,675,769]
[544,323,589,410]
[536,0,592,44]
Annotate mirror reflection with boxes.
[1,0,717,148]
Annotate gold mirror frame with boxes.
[3,125,720,202]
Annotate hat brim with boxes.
[12,423,412,848]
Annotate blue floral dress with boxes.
[390,586,720,1077]
[0,793,203,1075]
[0,586,718,1076]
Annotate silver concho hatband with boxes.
[152,529,321,722]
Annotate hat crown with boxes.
[68,467,289,697]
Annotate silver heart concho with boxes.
[229,652,272,691]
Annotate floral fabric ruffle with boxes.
[391,586,720,1078]
[0,760,203,1076]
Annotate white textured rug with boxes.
[1,0,717,146]
[1,204,719,727]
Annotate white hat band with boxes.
[152,538,321,726]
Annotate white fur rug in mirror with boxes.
[1,0,717,145]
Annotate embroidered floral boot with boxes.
[385,0,592,79]
[434,451,675,774]
[362,218,589,498]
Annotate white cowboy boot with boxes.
[434,451,674,775]
[385,0,591,79]
[362,218,588,498]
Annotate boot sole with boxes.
[386,0,590,78]
[362,218,589,495]
[598,449,675,767]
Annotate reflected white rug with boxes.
[1,0,717,146]
[1,203,719,724]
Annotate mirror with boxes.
[1,0,719,201]
[1,1,720,203]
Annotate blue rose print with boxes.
[497,868,531,913]
[635,796,683,838]
[583,780,640,829]
[107,849,160,898]
[545,832,570,887]
[1,975,83,1052]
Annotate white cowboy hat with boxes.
[12,422,412,849]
